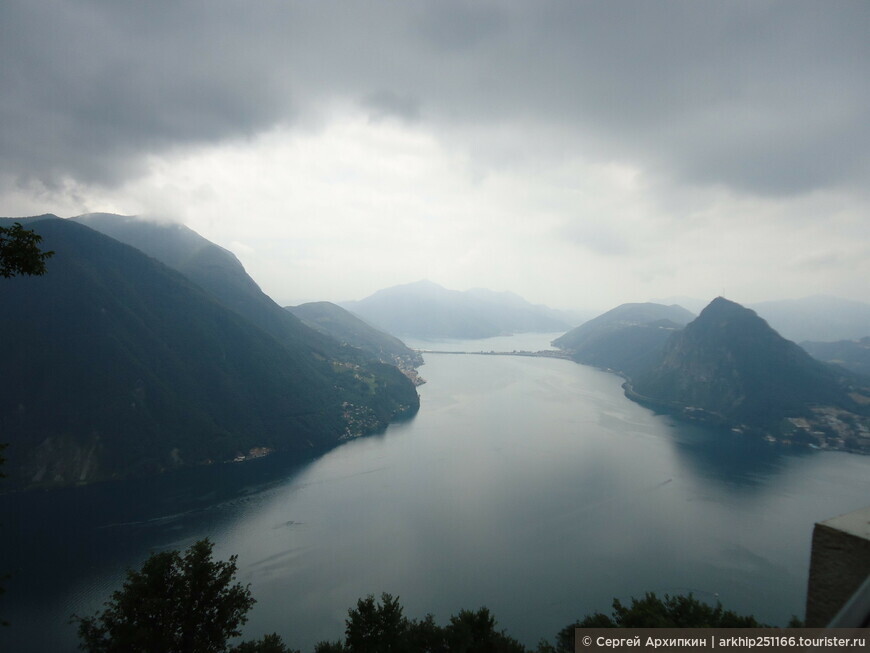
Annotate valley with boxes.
[2,5,869,650]
[3,333,870,652]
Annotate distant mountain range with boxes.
[555,297,870,452]
[340,279,576,339]
[0,216,419,489]
[748,296,870,343]
[5,213,868,483]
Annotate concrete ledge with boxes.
[805,506,870,626]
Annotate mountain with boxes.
[72,213,340,356]
[287,301,425,384]
[630,297,870,450]
[552,303,694,379]
[553,302,695,350]
[801,337,870,378]
[463,287,587,328]
[648,295,710,315]
[340,280,572,339]
[749,295,870,343]
[0,218,418,488]
[72,212,418,394]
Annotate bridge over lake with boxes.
[414,349,573,360]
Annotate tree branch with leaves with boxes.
[0,222,54,278]
[73,539,283,653]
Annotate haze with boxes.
[2,1,868,312]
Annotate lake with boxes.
[2,333,869,652]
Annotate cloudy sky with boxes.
[2,1,868,311]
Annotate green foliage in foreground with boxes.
[75,540,782,652]
[543,593,775,653]
[0,222,53,278]
[73,540,266,653]
[580,592,768,628]
[315,593,526,653]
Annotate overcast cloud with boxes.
[2,0,868,311]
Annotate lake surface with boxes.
[2,333,870,652]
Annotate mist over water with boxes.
[2,334,869,652]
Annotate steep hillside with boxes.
[630,298,870,451]
[0,219,417,488]
[341,280,571,339]
[553,302,694,349]
[287,301,424,384]
[73,213,342,356]
[72,214,419,420]
[552,303,694,379]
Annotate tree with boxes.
[74,539,258,653]
[317,594,530,653]
[444,608,526,653]
[577,593,766,628]
[314,593,447,653]
[543,593,773,653]
[344,593,409,653]
[230,632,299,653]
[0,222,53,278]
[313,641,348,653]
[404,613,447,653]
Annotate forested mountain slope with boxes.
[0,218,417,488]
[552,302,694,379]
[630,298,870,450]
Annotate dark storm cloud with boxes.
[2,0,868,195]
[413,2,507,51]
[0,0,294,185]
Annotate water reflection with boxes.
[2,343,870,653]
[665,419,805,491]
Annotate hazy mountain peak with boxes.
[552,301,695,377]
[367,279,450,298]
[555,302,695,341]
[402,279,445,290]
[687,298,786,348]
[0,213,61,225]
[342,281,572,338]
[699,296,756,319]
[410,278,443,288]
